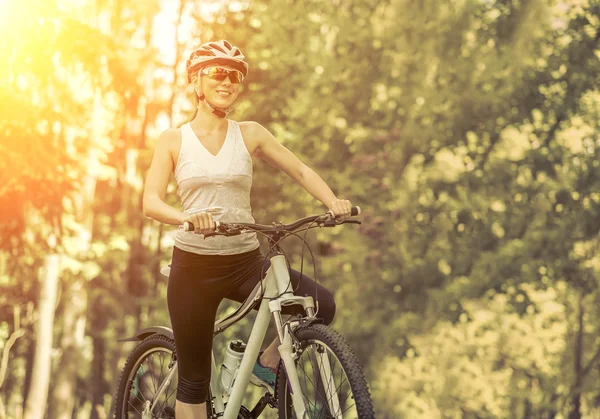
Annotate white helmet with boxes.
[186,40,249,83]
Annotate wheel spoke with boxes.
[127,376,150,412]
[127,402,145,417]
[149,354,158,395]
[156,358,165,414]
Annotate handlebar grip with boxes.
[183,220,220,232]
[327,206,361,219]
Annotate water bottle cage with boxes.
[220,362,241,393]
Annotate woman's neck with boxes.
[191,104,228,133]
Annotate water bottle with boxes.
[219,339,246,393]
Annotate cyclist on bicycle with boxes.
[142,40,353,419]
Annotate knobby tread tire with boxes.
[113,334,176,419]
[275,324,375,418]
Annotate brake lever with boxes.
[322,218,362,227]
[204,224,244,239]
[204,231,240,239]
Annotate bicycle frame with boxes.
[126,251,323,419]
[215,252,312,419]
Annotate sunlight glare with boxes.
[0,0,14,32]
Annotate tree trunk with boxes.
[0,306,25,419]
[1,304,28,419]
[568,292,584,419]
[20,322,35,415]
[106,321,127,419]
[88,290,110,419]
[546,392,559,419]
[47,277,88,419]
[524,396,532,419]
[89,334,107,419]
[22,254,60,419]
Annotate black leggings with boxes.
[167,246,336,404]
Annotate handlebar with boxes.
[182,206,361,237]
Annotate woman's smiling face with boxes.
[194,64,242,107]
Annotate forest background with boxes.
[2,0,600,418]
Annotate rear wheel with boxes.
[113,334,178,418]
[275,324,375,419]
[113,334,213,418]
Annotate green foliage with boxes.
[373,285,575,418]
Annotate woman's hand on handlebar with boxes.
[328,199,353,220]
[183,212,216,236]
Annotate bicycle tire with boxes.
[113,334,213,418]
[275,324,375,419]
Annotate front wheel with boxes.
[276,324,375,419]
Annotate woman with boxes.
[142,40,353,419]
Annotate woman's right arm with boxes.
[142,129,185,225]
[142,129,216,235]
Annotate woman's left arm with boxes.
[247,121,353,218]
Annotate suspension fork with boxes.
[270,301,307,418]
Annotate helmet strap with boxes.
[198,94,233,119]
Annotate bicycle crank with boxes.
[249,393,277,417]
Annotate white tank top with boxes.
[173,120,260,255]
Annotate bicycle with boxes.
[113,207,375,418]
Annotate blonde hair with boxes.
[190,74,200,121]
[190,96,199,121]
